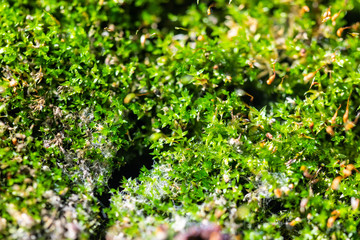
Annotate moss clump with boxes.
[1,0,360,239]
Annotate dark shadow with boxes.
[95,145,153,208]
[344,3,360,26]
[91,144,153,240]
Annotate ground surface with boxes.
[1,0,360,239]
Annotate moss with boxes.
[1,0,360,239]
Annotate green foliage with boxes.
[1,0,360,239]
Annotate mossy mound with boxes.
[1,0,360,239]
